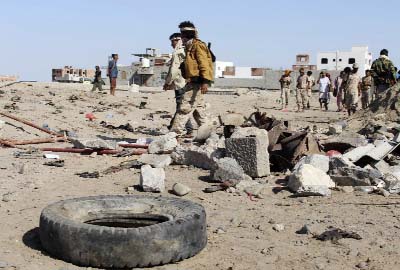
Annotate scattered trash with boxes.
[44,160,65,167]
[43,153,60,159]
[85,113,96,121]
[315,228,362,243]
[76,171,100,179]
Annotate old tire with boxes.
[39,195,207,268]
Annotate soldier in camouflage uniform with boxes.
[361,70,373,109]
[296,68,309,112]
[371,49,396,94]
[344,63,361,116]
[279,70,292,109]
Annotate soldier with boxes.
[361,70,373,109]
[371,49,396,94]
[163,33,193,134]
[279,70,291,109]
[170,21,214,137]
[296,68,309,112]
[91,66,104,92]
[344,63,361,116]
[306,71,316,109]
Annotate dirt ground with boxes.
[0,82,399,270]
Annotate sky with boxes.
[0,0,398,81]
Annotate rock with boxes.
[171,140,224,170]
[330,166,383,186]
[329,124,342,135]
[219,112,245,126]
[296,224,312,235]
[272,223,285,232]
[129,84,140,93]
[193,124,214,142]
[373,160,391,174]
[354,186,376,193]
[288,164,335,196]
[294,154,330,173]
[172,183,191,196]
[211,157,246,182]
[0,120,5,132]
[140,165,165,192]
[148,132,178,154]
[2,194,11,202]
[339,186,354,193]
[0,261,8,268]
[71,137,117,149]
[329,156,354,171]
[378,188,390,197]
[383,173,400,194]
[226,127,270,178]
[235,180,258,192]
[356,262,368,270]
[244,184,266,197]
[138,154,172,168]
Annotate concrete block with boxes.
[288,164,335,196]
[138,154,172,168]
[148,132,178,154]
[211,157,246,182]
[294,154,330,173]
[71,137,117,149]
[140,165,165,192]
[171,144,224,170]
[226,128,270,178]
[330,166,383,186]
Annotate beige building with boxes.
[52,66,95,82]
[0,75,18,82]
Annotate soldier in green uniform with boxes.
[371,49,396,94]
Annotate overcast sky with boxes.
[0,0,398,81]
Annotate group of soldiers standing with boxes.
[279,49,397,116]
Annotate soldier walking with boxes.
[170,21,214,137]
[91,66,104,92]
[344,64,361,116]
[361,70,373,109]
[279,70,292,109]
[296,68,309,112]
[163,33,193,134]
[371,49,396,94]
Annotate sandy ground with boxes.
[0,82,399,270]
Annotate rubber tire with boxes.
[39,195,207,268]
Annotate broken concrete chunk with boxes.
[138,154,172,168]
[383,173,400,194]
[140,165,165,193]
[211,157,246,182]
[71,138,117,150]
[148,132,178,154]
[288,164,335,196]
[219,113,245,126]
[329,156,354,171]
[373,160,391,174]
[226,127,270,178]
[294,154,330,173]
[330,166,383,186]
[329,124,343,135]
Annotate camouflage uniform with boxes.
[171,39,214,135]
[296,74,309,110]
[371,55,396,93]
[361,75,373,109]
[345,73,361,110]
[279,75,291,107]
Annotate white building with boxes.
[317,46,372,76]
[215,61,234,78]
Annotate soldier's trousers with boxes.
[280,88,289,106]
[361,89,370,109]
[296,88,308,108]
[171,83,208,135]
[91,82,103,92]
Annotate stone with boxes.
[244,184,266,197]
[272,223,285,232]
[211,157,246,182]
[2,194,11,202]
[329,156,354,171]
[0,261,8,268]
[339,186,354,193]
[171,140,224,170]
[378,188,390,197]
[138,154,172,168]
[383,173,400,194]
[0,120,5,131]
[140,165,165,193]
[354,186,376,193]
[329,124,342,135]
[193,124,214,142]
[235,179,258,192]
[330,166,383,186]
[71,137,117,149]
[219,112,245,126]
[373,160,391,174]
[172,183,191,196]
[296,224,312,235]
[148,132,178,154]
[288,164,335,196]
[226,127,270,178]
[356,262,368,270]
[294,154,330,173]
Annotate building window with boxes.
[161,72,168,80]
[333,59,336,62]
[339,59,342,62]
[321,58,328,64]
[348,58,356,64]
